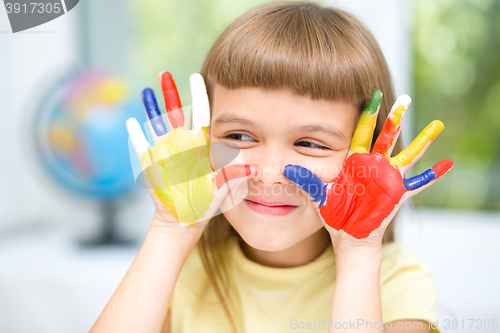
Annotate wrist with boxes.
[331,238,383,255]
[332,241,383,275]
[148,215,206,247]
[329,227,383,252]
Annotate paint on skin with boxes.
[320,153,407,239]
[141,88,168,136]
[371,102,408,156]
[284,152,452,239]
[283,154,407,239]
[141,127,214,223]
[403,158,453,190]
[391,120,444,168]
[139,126,253,223]
[282,164,327,207]
[350,90,382,153]
[158,71,185,129]
[214,165,253,190]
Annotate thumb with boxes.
[282,164,328,208]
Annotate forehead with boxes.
[210,84,359,136]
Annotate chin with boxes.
[223,199,324,252]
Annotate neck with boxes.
[239,228,331,268]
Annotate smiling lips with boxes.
[244,199,299,215]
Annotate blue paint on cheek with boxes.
[403,168,436,191]
[141,88,168,136]
[283,164,327,208]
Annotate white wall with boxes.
[326,0,412,96]
[0,6,80,233]
[325,0,413,144]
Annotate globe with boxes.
[36,70,145,199]
[35,70,146,245]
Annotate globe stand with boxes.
[78,200,137,247]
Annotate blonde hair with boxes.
[198,2,402,331]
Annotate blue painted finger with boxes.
[403,168,436,191]
[141,88,168,136]
[283,164,327,208]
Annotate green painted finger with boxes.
[350,90,382,153]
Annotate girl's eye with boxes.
[295,141,330,150]
[224,133,256,142]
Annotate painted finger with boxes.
[190,73,210,131]
[371,94,411,157]
[170,165,254,225]
[158,71,186,129]
[126,117,151,160]
[392,120,444,174]
[141,88,168,143]
[214,164,254,183]
[282,164,327,208]
[403,158,453,191]
[350,90,382,153]
[207,164,256,215]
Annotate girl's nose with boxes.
[252,161,291,186]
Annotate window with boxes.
[413,0,500,210]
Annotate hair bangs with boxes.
[201,2,386,110]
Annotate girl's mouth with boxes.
[244,199,299,216]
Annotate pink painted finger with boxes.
[158,71,185,129]
[371,95,411,157]
[403,158,453,198]
[201,164,256,219]
[214,164,255,190]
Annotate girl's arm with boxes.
[160,308,171,333]
[329,243,384,333]
[89,217,202,333]
[329,242,431,333]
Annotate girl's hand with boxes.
[283,91,453,248]
[127,72,256,230]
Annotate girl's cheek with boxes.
[307,154,347,184]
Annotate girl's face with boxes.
[209,84,359,251]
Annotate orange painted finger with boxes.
[158,71,185,129]
[372,95,411,156]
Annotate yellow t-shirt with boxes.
[170,236,440,333]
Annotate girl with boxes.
[91,2,452,332]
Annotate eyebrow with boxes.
[213,113,348,141]
[213,113,260,127]
[294,124,348,141]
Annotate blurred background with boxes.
[0,0,499,332]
